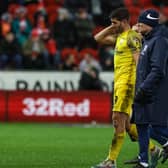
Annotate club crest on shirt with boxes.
[141,45,148,55]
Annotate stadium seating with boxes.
[162,6,168,17]
[127,6,141,25]
[79,48,99,61]
[8,3,20,14]
[61,48,79,63]
[3,0,168,70]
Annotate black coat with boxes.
[133,25,168,126]
[79,71,103,91]
[0,38,21,56]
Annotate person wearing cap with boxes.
[131,9,168,168]
[22,29,49,69]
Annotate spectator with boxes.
[41,29,61,69]
[12,6,32,45]
[22,29,50,69]
[91,0,102,16]
[1,13,13,37]
[99,46,114,71]
[53,8,76,49]
[79,66,103,90]
[74,7,95,49]
[0,32,23,69]
[34,13,48,35]
[34,2,49,34]
[91,0,103,26]
[62,54,78,71]
[64,0,91,13]
[79,52,101,72]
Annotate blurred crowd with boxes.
[0,0,168,72]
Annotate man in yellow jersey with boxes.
[91,8,159,168]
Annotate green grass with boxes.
[0,123,167,168]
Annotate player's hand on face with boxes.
[132,24,140,32]
[107,25,116,34]
[111,19,120,27]
[109,20,120,33]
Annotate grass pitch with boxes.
[0,123,167,168]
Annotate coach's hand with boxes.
[134,88,153,104]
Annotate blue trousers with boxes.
[0,54,22,69]
[136,124,168,163]
[150,125,168,145]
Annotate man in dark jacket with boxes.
[79,66,103,90]
[132,9,168,168]
[0,32,23,69]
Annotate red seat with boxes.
[44,0,64,6]
[128,6,141,16]
[46,5,60,25]
[92,26,105,36]
[162,7,168,17]
[143,5,159,12]
[46,5,60,14]
[79,48,99,61]
[48,13,58,25]
[8,4,20,14]
[26,4,38,15]
[124,0,133,7]
[44,0,56,6]
[130,15,138,26]
[27,13,34,25]
[61,48,79,63]
[139,0,152,7]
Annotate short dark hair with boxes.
[109,7,130,21]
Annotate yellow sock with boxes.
[108,132,126,161]
[149,140,155,151]
[128,124,138,141]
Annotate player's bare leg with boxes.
[91,112,128,168]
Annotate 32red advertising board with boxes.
[8,91,112,123]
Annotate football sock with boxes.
[128,124,138,141]
[149,141,155,151]
[108,132,126,161]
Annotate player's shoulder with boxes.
[127,30,142,48]
[127,29,141,39]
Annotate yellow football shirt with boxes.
[114,29,141,85]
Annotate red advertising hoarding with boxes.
[0,91,6,121]
[8,91,112,123]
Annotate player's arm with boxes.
[131,25,143,64]
[133,51,140,65]
[128,31,142,65]
[94,25,117,45]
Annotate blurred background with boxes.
[1,2,168,168]
[0,0,168,124]
[0,0,167,72]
